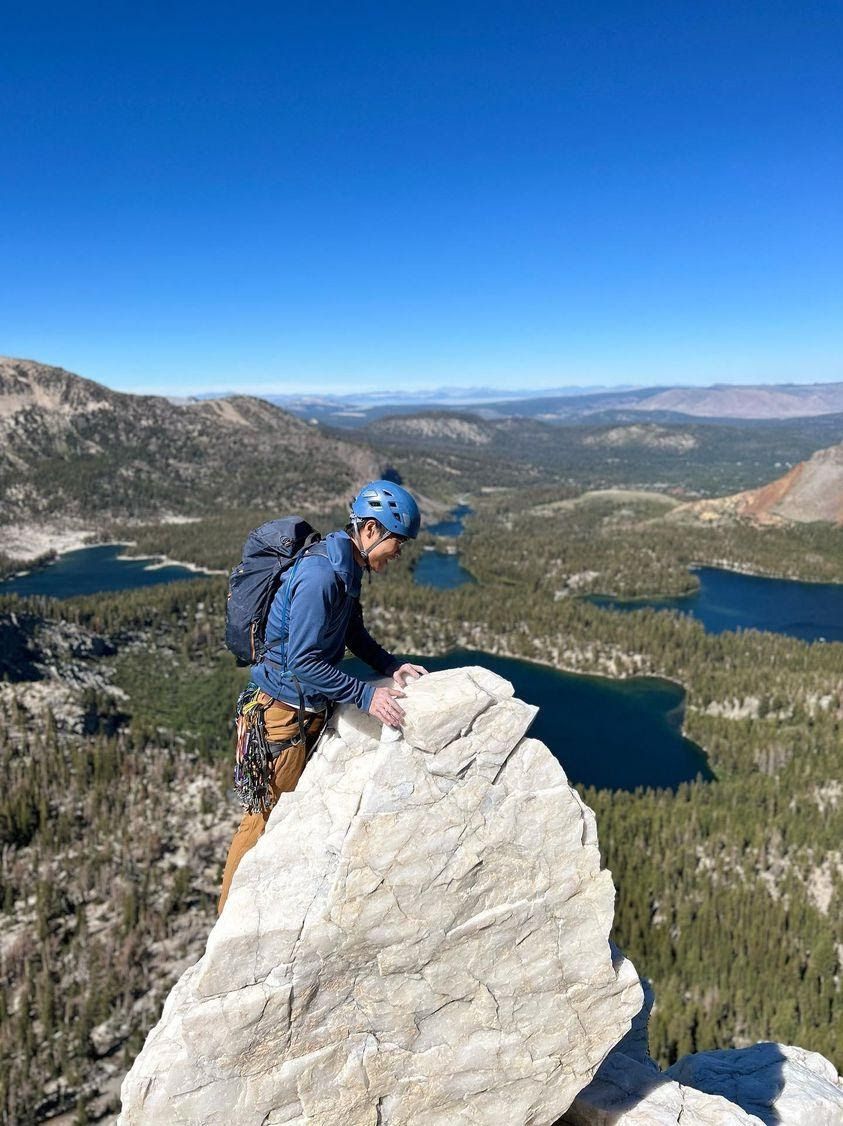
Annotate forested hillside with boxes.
[0,358,381,529]
[1,490,841,1121]
[3,356,842,569]
[348,409,843,498]
[2,364,842,1122]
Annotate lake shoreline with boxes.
[587,562,843,645]
[688,557,843,586]
[0,542,225,600]
[114,544,226,576]
[372,645,713,791]
[414,639,712,787]
[1,537,226,584]
[589,559,843,603]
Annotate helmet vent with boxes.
[350,480,421,540]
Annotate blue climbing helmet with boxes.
[349,480,421,540]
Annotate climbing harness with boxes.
[232,682,331,813]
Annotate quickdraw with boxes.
[233,682,274,814]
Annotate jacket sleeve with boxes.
[345,599,400,677]
[284,560,375,711]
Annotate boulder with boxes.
[561,1007,843,1124]
[560,1048,765,1125]
[666,1042,843,1125]
[560,981,764,1126]
[119,667,643,1124]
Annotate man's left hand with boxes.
[392,662,428,687]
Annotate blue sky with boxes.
[2,2,841,395]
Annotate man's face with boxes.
[361,520,406,572]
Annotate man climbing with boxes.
[218,480,427,912]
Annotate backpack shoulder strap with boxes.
[304,539,329,559]
[263,538,333,657]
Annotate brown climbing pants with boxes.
[217,693,326,914]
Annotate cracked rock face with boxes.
[119,667,642,1125]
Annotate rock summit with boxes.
[119,666,843,1125]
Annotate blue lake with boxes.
[416,503,475,589]
[426,503,473,537]
[1,544,214,599]
[413,549,475,590]
[1,541,712,792]
[345,648,711,792]
[590,565,843,644]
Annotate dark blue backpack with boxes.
[225,517,322,666]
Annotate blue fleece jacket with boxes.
[250,529,399,713]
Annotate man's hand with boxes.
[368,686,406,728]
[392,662,429,687]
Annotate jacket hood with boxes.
[324,530,363,597]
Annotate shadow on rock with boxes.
[667,1041,843,1124]
[563,1032,843,1124]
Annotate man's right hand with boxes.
[368,685,406,728]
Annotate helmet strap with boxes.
[349,517,392,572]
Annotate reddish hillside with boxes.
[680,442,843,525]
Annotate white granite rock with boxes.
[560,981,764,1126]
[560,1049,765,1125]
[560,982,843,1125]
[119,667,642,1125]
[666,1042,843,1125]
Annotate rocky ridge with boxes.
[679,442,843,526]
[582,425,699,452]
[119,668,843,1124]
[369,413,494,445]
[0,356,380,531]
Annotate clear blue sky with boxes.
[2,2,841,395]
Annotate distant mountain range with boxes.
[625,384,843,420]
[200,381,843,427]
[195,383,640,410]
[3,357,842,547]
[347,407,843,501]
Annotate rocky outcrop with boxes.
[119,667,643,1124]
[561,984,762,1125]
[118,666,843,1125]
[582,425,698,452]
[563,996,843,1126]
[666,1043,843,1125]
[369,412,494,445]
[562,1049,765,1124]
